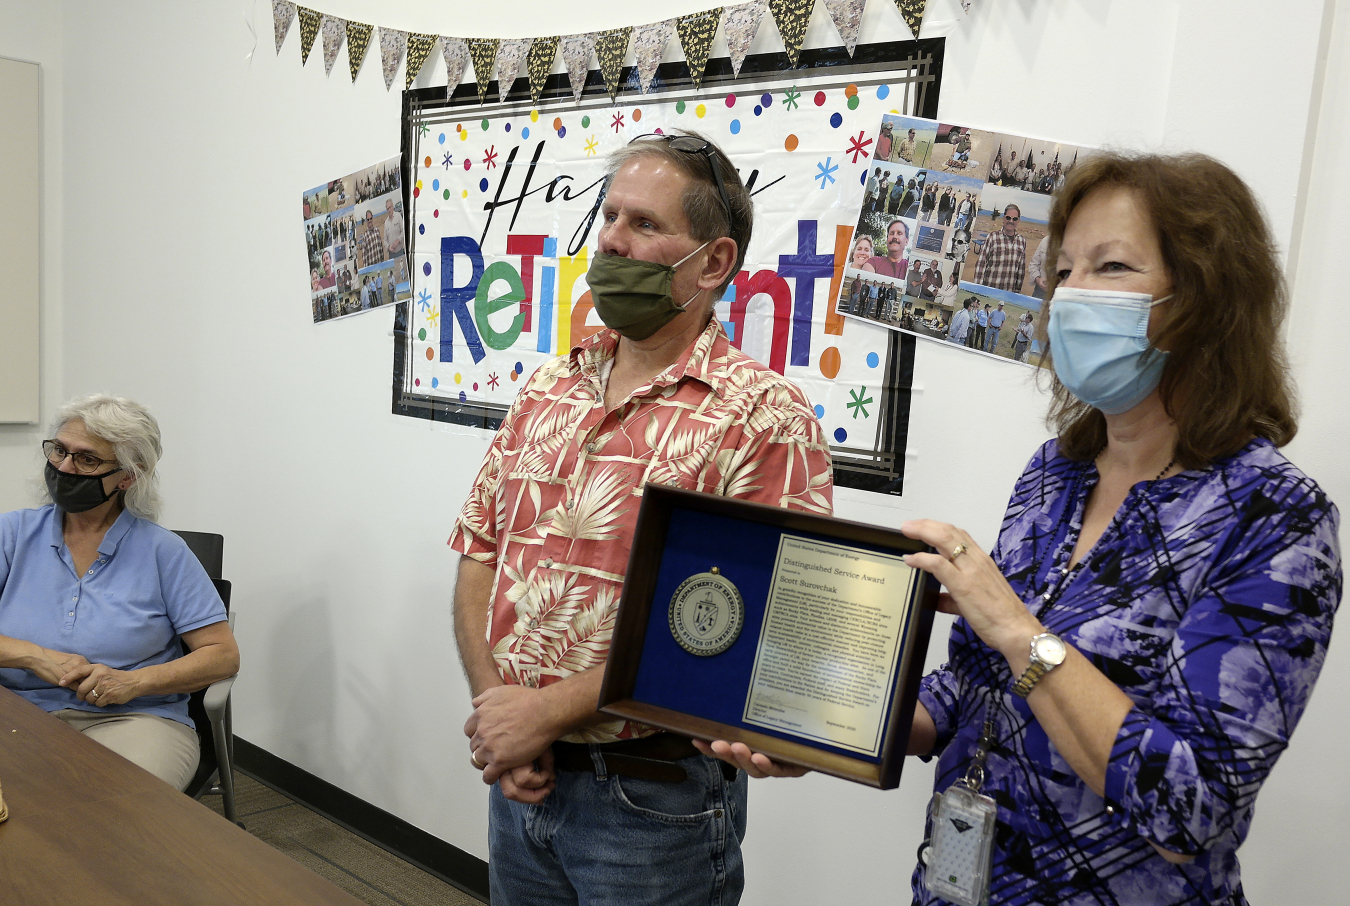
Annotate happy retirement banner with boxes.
[402,66,930,491]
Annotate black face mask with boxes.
[45,461,122,514]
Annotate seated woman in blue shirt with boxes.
[0,395,239,790]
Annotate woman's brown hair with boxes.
[1039,152,1297,466]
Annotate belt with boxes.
[552,735,735,784]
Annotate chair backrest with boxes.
[173,531,224,580]
[174,532,232,800]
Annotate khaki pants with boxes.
[54,709,200,791]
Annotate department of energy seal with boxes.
[668,567,745,657]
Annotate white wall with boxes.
[4,0,1347,901]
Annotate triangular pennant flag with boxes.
[346,21,373,83]
[633,20,675,95]
[527,36,560,105]
[466,38,500,104]
[273,1,296,54]
[723,1,769,77]
[594,27,632,102]
[822,0,865,56]
[406,33,439,89]
[560,34,595,103]
[676,9,721,88]
[442,37,470,97]
[379,28,409,91]
[320,15,345,77]
[893,0,927,39]
[768,0,814,67]
[297,6,320,65]
[496,39,532,103]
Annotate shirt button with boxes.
[87,569,94,575]
[69,611,74,617]
[72,597,78,602]
[543,558,554,568]
[1105,805,1115,814]
[586,443,597,453]
[529,618,539,629]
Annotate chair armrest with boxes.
[202,675,236,717]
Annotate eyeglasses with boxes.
[42,440,121,475]
[629,133,735,221]
[1004,215,1020,222]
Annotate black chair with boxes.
[173,531,240,826]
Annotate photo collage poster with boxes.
[838,117,1091,365]
[303,155,412,323]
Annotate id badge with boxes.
[926,782,997,906]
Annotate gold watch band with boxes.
[1011,661,1048,698]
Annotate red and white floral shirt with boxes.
[449,318,834,742]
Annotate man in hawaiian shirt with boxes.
[450,131,834,906]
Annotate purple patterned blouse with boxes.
[914,438,1341,905]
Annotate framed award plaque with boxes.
[598,485,940,789]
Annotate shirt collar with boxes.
[568,317,732,399]
[48,504,138,556]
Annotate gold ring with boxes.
[91,690,100,698]
[470,754,485,770]
[948,543,968,562]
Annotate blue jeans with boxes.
[985,326,1002,352]
[489,752,748,906]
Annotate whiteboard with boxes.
[0,57,39,424]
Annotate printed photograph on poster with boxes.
[928,125,997,182]
[987,134,1086,194]
[963,183,1049,297]
[302,155,411,324]
[874,115,936,167]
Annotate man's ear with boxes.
[696,236,739,292]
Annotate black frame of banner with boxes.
[392,37,944,495]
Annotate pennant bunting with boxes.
[405,33,439,89]
[894,0,926,39]
[495,39,532,103]
[822,0,865,56]
[272,1,296,54]
[297,6,321,65]
[632,20,675,95]
[768,0,814,67]
[560,34,595,103]
[723,1,769,77]
[346,21,373,83]
[442,37,470,97]
[379,28,409,90]
[594,27,632,102]
[466,38,500,104]
[675,9,721,89]
[320,15,345,76]
[526,36,560,105]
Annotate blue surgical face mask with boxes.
[1047,286,1172,415]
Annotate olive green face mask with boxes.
[586,242,709,340]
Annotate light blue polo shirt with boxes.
[0,505,226,727]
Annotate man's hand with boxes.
[465,684,561,784]
[494,749,558,804]
[691,739,810,779]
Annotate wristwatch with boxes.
[1011,632,1067,698]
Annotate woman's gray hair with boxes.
[45,394,163,521]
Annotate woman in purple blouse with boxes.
[897,153,1342,905]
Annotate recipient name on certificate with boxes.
[743,535,921,756]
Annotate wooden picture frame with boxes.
[598,485,939,789]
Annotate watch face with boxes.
[1033,633,1067,666]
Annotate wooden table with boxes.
[0,686,367,905]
